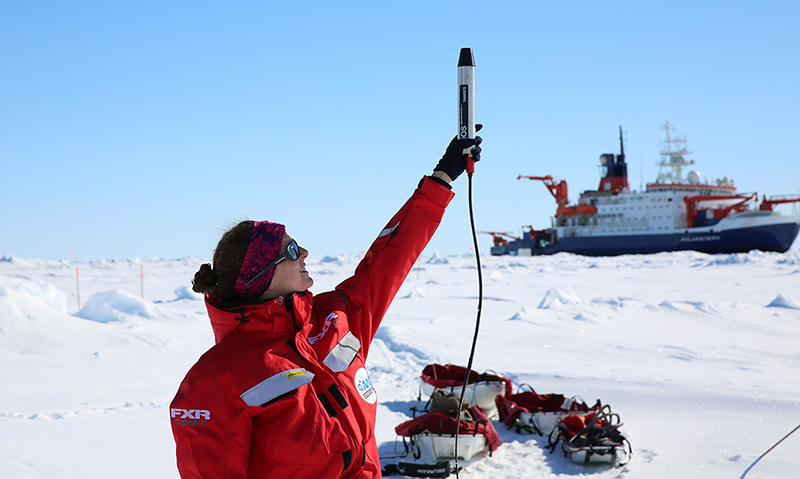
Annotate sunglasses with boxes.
[243,239,301,288]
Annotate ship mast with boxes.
[657,119,695,184]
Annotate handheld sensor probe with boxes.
[454,47,484,479]
[458,48,476,174]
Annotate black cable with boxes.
[454,171,483,478]
[740,422,800,479]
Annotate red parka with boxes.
[171,177,455,478]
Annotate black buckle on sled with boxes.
[383,460,453,478]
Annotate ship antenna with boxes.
[640,152,644,191]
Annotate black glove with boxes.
[433,134,483,182]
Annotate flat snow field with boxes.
[1,250,799,478]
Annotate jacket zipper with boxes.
[284,293,363,475]
[283,295,300,332]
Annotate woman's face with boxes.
[262,234,313,299]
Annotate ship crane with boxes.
[759,194,800,211]
[479,231,520,247]
[683,193,756,228]
[517,175,597,216]
[517,175,569,206]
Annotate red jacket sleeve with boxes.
[170,367,253,479]
[336,176,454,355]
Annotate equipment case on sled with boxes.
[394,405,502,462]
[496,385,601,436]
[419,364,511,417]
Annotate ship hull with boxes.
[494,219,800,257]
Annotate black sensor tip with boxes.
[458,48,474,67]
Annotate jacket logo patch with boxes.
[285,371,305,380]
[171,408,210,426]
[354,367,377,404]
[309,313,340,345]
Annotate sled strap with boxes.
[546,425,562,452]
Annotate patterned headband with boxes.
[233,221,286,301]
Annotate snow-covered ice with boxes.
[1,250,799,478]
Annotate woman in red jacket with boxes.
[170,136,481,478]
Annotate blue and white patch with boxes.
[354,367,377,404]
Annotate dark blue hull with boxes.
[492,221,800,256]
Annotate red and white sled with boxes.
[394,405,502,462]
[496,385,601,436]
[419,364,512,417]
[547,404,632,465]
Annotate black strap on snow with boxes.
[740,422,800,479]
[383,461,453,478]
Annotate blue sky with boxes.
[2,1,799,261]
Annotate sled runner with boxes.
[547,404,631,465]
[419,363,512,417]
[382,460,454,478]
[496,385,601,436]
[394,405,502,463]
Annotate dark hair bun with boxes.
[192,263,218,295]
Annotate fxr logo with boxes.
[171,408,210,420]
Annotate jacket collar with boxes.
[205,290,314,344]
